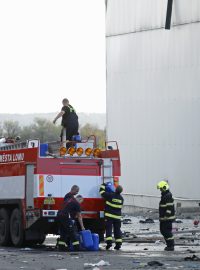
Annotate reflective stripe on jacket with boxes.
[159,190,175,222]
[99,184,124,220]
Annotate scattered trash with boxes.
[184,255,200,261]
[122,231,137,238]
[174,219,183,223]
[187,249,196,253]
[122,231,131,237]
[139,218,154,224]
[132,260,147,268]
[155,240,161,244]
[193,220,199,226]
[84,260,110,268]
[147,261,164,267]
[122,218,132,224]
[20,248,33,251]
[132,260,141,264]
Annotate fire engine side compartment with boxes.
[0,148,39,246]
[33,157,106,238]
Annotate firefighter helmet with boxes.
[115,185,123,194]
[157,181,169,191]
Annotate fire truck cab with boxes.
[0,137,121,247]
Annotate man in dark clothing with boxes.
[53,98,79,146]
[99,183,124,250]
[157,181,175,251]
[57,185,85,251]
[63,185,79,202]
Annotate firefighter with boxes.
[57,186,85,251]
[157,180,175,251]
[53,98,79,147]
[63,185,79,202]
[99,183,124,250]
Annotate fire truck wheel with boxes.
[0,208,11,246]
[10,208,24,247]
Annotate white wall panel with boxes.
[106,0,200,36]
[106,1,200,200]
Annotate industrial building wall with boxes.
[106,0,200,203]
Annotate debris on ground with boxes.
[147,261,164,267]
[84,260,110,268]
[122,231,137,239]
[186,249,196,253]
[139,218,154,224]
[132,260,147,268]
[193,220,200,226]
[184,255,200,261]
[174,219,183,223]
[122,218,132,224]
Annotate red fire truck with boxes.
[0,137,120,247]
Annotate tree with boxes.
[80,123,106,148]
[21,118,60,143]
[3,121,21,138]
[0,118,106,146]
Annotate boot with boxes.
[57,239,69,251]
[106,244,112,250]
[114,244,121,250]
[164,246,174,251]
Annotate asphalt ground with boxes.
[0,217,200,270]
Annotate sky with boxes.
[0,0,106,114]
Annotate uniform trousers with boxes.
[105,218,122,247]
[160,221,174,247]
[57,214,79,248]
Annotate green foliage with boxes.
[80,123,106,148]
[2,120,21,138]
[0,119,106,146]
[20,118,61,143]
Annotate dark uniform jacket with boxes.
[99,184,124,220]
[159,190,175,222]
[61,105,78,128]
[58,192,81,219]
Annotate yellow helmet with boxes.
[157,181,169,191]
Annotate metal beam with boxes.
[165,0,173,30]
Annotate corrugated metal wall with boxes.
[106,0,200,201]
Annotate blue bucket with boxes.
[40,143,48,157]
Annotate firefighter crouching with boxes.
[99,183,124,250]
[57,186,85,251]
[157,181,175,251]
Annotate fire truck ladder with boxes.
[102,159,113,183]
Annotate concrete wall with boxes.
[106,0,200,202]
[123,193,200,214]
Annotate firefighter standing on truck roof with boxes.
[57,185,85,251]
[157,180,175,251]
[53,98,79,147]
[99,183,124,250]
